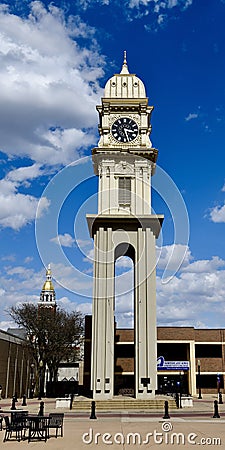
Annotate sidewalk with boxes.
[0,395,225,449]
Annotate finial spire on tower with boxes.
[120,50,129,74]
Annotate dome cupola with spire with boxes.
[104,51,146,99]
[94,51,157,164]
[38,264,56,309]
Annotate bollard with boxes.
[14,393,18,402]
[219,392,223,404]
[90,400,97,419]
[22,394,27,406]
[175,393,179,408]
[38,401,44,416]
[11,396,16,410]
[213,400,220,418]
[163,400,170,419]
[70,393,74,410]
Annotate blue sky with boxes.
[1,0,225,329]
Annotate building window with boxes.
[119,177,131,206]
[195,344,222,358]
[196,375,224,389]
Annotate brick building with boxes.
[84,316,225,396]
[0,329,30,399]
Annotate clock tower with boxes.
[87,52,163,400]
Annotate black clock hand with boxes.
[124,128,134,140]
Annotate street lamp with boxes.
[197,359,202,399]
[217,374,222,401]
[38,360,44,400]
[30,363,35,399]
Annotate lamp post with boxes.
[30,363,35,399]
[197,359,202,399]
[217,374,221,400]
[38,360,44,400]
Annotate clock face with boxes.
[111,117,138,143]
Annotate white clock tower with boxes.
[87,52,163,400]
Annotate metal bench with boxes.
[3,416,24,442]
[47,413,64,438]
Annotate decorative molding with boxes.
[115,162,134,175]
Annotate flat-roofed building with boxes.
[84,316,225,396]
[0,328,30,398]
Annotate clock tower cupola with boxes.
[97,51,157,155]
[92,51,158,217]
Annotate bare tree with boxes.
[9,303,84,394]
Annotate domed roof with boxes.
[42,280,55,291]
[42,264,55,292]
[104,51,146,99]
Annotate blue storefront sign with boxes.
[157,356,189,371]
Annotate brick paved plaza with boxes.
[0,396,225,449]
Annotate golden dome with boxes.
[41,264,55,292]
[42,280,55,292]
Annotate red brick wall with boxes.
[115,329,134,342]
[195,329,225,342]
[157,327,195,340]
[115,358,134,373]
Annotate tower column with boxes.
[135,227,157,398]
[91,227,114,399]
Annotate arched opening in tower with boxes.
[114,243,135,396]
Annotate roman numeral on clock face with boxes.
[111,117,138,142]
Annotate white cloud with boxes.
[131,0,193,7]
[0,275,41,327]
[157,14,165,24]
[209,183,225,223]
[2,251,225,329]
[157,244,192,272]
[24,256,34,264]
[0,163,50,230]
[1,255,16,262]
[83,248,95,264]
[156,255,225,326]
[51,233,76,248]
[76,0,193,30]
[0,262,92,326]
[35,196,50,219]
[182,256,225,273]
[210,204,225,223]
[127,0,193,22]
[0,188,49,230]
[0,2,104,167]
[113,252,225,328]
[185,112,198,121]
[57,296,91,314]
[6,164,43,184]
[116,256,133,270]
[77,239,93,248]
[168,0,178,7]
[77,302,92,315]
[0,321,16,331]
[0,165,49,230]
[50,262,93,296]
